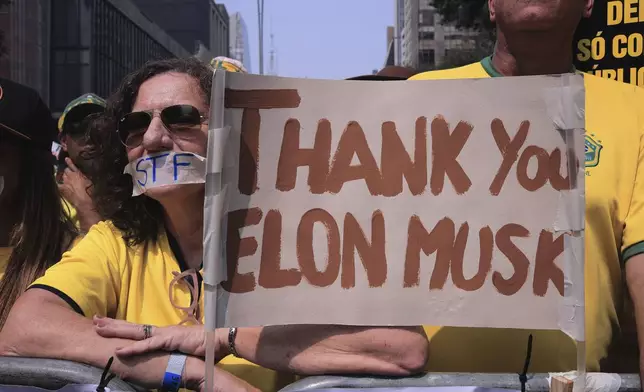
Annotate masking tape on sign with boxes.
[202,68,227,392]
[203,126,232,289]
[543,73,586,131]
[542,73,587,392]
[203,66,229,293]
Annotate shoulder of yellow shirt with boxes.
[411,61,643,126]
[410,62,489,80]
[79,220,123,241]
[65,220,125,252]
[411,60,644,96]
[61,220,125,255]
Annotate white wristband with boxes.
[161,352,187,392]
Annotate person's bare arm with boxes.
[231,325,428,376]
[94,319,428,376]
[625,254,644,386]
[0,289,256,392]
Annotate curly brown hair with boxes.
[85,57,213,245]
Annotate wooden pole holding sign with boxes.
[574,0,644,86]
[203,68,227,392]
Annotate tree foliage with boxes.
[417,33,495,72]
[432,0,494,33]
[428,0,496,70]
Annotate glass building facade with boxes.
[49,0,188,113]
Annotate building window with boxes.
[420,9,434,26]
[418,49,435,68]
[91,0,175,99]
[419,31,434,41]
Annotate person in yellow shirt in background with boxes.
[56,94,107,233]
[410,0,644,379]
[0,77,77,329]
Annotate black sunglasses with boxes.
[64,111,103,140]
[117,104,207,148]
[63,104,105,136]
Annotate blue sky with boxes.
[219,0,393,80]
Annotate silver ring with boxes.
[142,324,153,340]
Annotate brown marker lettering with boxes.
[489,120,530,195]
[517,145,549,191]
[493,224,530,296]
[238,108,260,195]
[533,230,565,296]
[224,89,302,109]
[380,117,428,196]
[222,208,263,293]
[341,211,387,289]
[430,117,473,195]
[451,226,494,291]
[258,210,302,289]
[275,119,331,194]
[297,209,341,287]
[403,216,456,290]
[326,121,383,195]
[225,89,302,195]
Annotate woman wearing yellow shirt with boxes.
[0,58,428,392]
[0,78,77,328]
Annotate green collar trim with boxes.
[481,56,503,77]
[480,55,577,77]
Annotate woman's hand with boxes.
[58,158,94,209]
[93,316,230,360]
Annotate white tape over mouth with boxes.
[123,151,207,196]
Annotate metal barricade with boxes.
[0,358,640,392]
[0,357,139,392]
[278,373,642,392]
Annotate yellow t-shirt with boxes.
[0,247,12,280]
[30,221,294,392]
[62,198,80,229]
[409,58,644,372]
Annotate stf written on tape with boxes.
[124,151,207,196]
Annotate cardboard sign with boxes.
[203,73,586,337]
[574,0,644,86]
